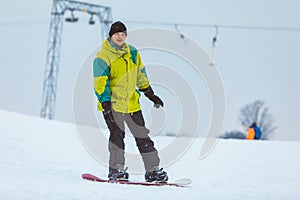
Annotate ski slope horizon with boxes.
[0,109,299,199]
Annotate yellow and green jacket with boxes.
[93,39,150,113]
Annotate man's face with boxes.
[111,32,126,48]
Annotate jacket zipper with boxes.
[124,57,129,113]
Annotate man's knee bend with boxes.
[136,138,155,152]
[110,130,125,140]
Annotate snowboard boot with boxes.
[108,165,129,181]
[145,167,168,182]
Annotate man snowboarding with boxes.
[93,21,168,182]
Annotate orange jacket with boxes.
[246,127,255,140]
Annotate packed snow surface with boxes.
[0,110,299,199]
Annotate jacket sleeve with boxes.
[135,51,150,90]
[93,57,111,103]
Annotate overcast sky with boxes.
[0,0,299,140]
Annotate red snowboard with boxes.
[82,173,191,187]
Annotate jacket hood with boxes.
[101,39,129,58]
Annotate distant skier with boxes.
[246,122,262,140]
[93,21,168,182]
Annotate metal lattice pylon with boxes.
[40,0,112,119]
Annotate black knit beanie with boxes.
[109,21,127,37]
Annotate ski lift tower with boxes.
[40,0,112,119]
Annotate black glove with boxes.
[140,86,164,108]
[102,101,115,124]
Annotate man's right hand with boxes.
[102,101,115,124]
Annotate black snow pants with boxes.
[103,110,160,172]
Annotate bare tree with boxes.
[239,100,277,140]
[220,130,246,140]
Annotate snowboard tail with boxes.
[82,173,191,187]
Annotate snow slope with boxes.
[0,109,299,200]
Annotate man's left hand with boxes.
[149,95,164,108]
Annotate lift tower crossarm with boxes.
[40,0,112,119]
